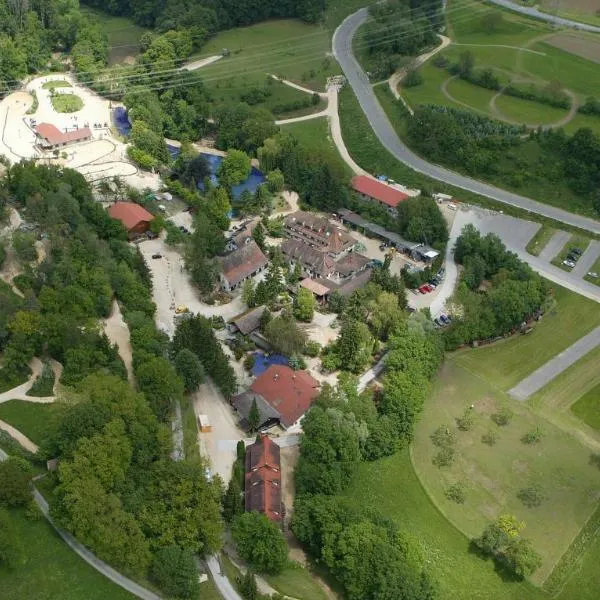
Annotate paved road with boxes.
[332,9,600,235]
[539,230,570,262]
[509,326,600,400]
[207,555,242,600]
[488,0,600,33]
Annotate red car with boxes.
[424,284,434,292]
[418,285,429,294]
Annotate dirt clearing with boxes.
[546,33,600,64]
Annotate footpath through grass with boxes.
[453,284,600,391]
[0,400,63,446]
[0,507,135,600]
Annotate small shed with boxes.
[198,414,212,433]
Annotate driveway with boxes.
[539,231,570,262]
[509,326,600,400]
[332,9,600,235]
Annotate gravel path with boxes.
[509,326,600,400]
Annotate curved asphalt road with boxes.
[332,9,600,236]
[488,0,600,33]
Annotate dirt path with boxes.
[102,299,134,385]
[0,419,39,452]
[268,74,328,98]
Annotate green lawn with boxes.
[42,80,71,90]
[51,94,83,113]
[0,507,135,600]
[550,234,591,271]
[342,448,547,600]
[453,284,600,391]
[0,368,28,394]
[494,93,570,126]
[413,361,600,585]
[526,225,555,256]
[563,112,600,137]
[445,76,498,114]
[80,7,149,65]
[572,382,600,432]
[265,563,330,600]
[402,63,450,109]
[0,400,64,446]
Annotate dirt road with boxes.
[102,300,134,385]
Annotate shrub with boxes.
[431,425,456,448]
[521,427,543,445]
[27,361,55,397]
[403,69,423,88]
[433,446,455,467]
[517,486,545,508]
[432,54,449,68]
[303,340,321,357]
[456,408,475,431]
[481,431,497,446]
[444,482,466,504]
[491,407,513,427]
[243,353,256,372]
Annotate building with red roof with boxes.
[35,123,92,149]
[244,433,283,524]
[108,202,154,238]
[351,175,409,215]
[231,365,320,431]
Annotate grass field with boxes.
[265,564,330,600]
[342,448,547,600]
[413,360,600,585]
[572,382,600,431]
[445,76,498,113]
[0,507,135,600]
[550,234,591,270]
[0,400,63,446]
[42,80,71,90]
[51,94,83,113]
[80,7,149,65]
[526,225,555,256]
[494,93,570,125]
[453,284,600,391]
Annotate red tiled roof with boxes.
[108,202,154,231]
[299,278,330,297]
[245,434,282,523]
[250,365,320,428]
[35,123,91,146]
[351,175,409,208]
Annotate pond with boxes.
[251,352,289,376]
[113,107,131,136]
[199,153,266,199]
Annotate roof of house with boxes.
[219,240,268,288]
[35,123,91,146]
[232,391,281,430]
[231,306,266,336]
[250,365,320,428]
[335,252,371,276]
[284,211,355,255]
[281,239,335,277]
[245,435,283,522]
[299,278,331,297]
[108,202,154,230]
[351,175,410,208]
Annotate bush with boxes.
[578,96,600,116]
[27,361,55,397]
[303,340,321,357]
[456,408,475,431]
[431,425,455,448]
[433,446,455,468]
[151,545,200,599]
[403,69,423,88]
[491,407,513,427]
[521,427,543,445]
[481,431,497,446]
[504,83,571,109]
[444,482,466,504]
[0,457,33,507]
[517,486,545,508]
[432,54,449,68]
[127,146,158,171]
[243,353,256,371]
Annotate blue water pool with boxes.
[167,144,180,159]
[251,352,289,376]
[113,107,131,136]
[198,153,266,199]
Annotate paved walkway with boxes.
[509,326,600,401]
[539,231,571,262]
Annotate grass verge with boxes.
[583,254,600,285]
[0,400,63,446]
[571,383,600,432]
[51,94,83,113]
[550,234,591,271]
[265,562,329,600]
[42,80,71,90]
[526,225,555,256]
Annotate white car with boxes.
[563,260,576,268]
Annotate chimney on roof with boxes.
[273,373,279,381]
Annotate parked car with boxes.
[567,252,578,262]
[563,260,576,268]
[433,318,442,327]
[151,253,162,259]
[175,305,189,314]
[146,231,157,239]
[571,248,583,256]
[440,314,450,325]
[588,271,598,278]
[418,285,428,294]
[423,284,434,293]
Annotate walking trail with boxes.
[0,419,38,452]
[102,299,135,385]
[0,357,60,404]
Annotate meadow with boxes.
[0,400,63,446]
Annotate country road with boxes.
[332,9,600,236]
[487,0,600,33]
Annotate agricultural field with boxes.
[80,7,149,65]
[412,360,600,585]
[539,0,600,28]
[0,400,63,446]
[453,284,600,391]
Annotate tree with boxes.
[504,538,542,578]
[266,169,284,193]
[0,507,23,568]
[232,512,288,574]
[151,545,200,599]
[252,222,266,251]
[242,279,255,307]
[0,457,32,507]
[137,357,184,421]
[475,514,524,555]
[458,50,475,78]
[293,287,315,322]
[248,397,261,432]
[223,476,243,523]
[264,312,307,356]
[335,319,373,374]
[174,348,204,392]
[238,570,258,600]
[12,231,37,262]
[218,149,251,188]
[207,186,232,230]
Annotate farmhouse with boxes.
[218,239,268,292]
[351,175,409,216]
[108,202,154,238]
[229,306,267,336]
[231,365,320,431]
[35,123,92,149]
[244,433,284,525]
